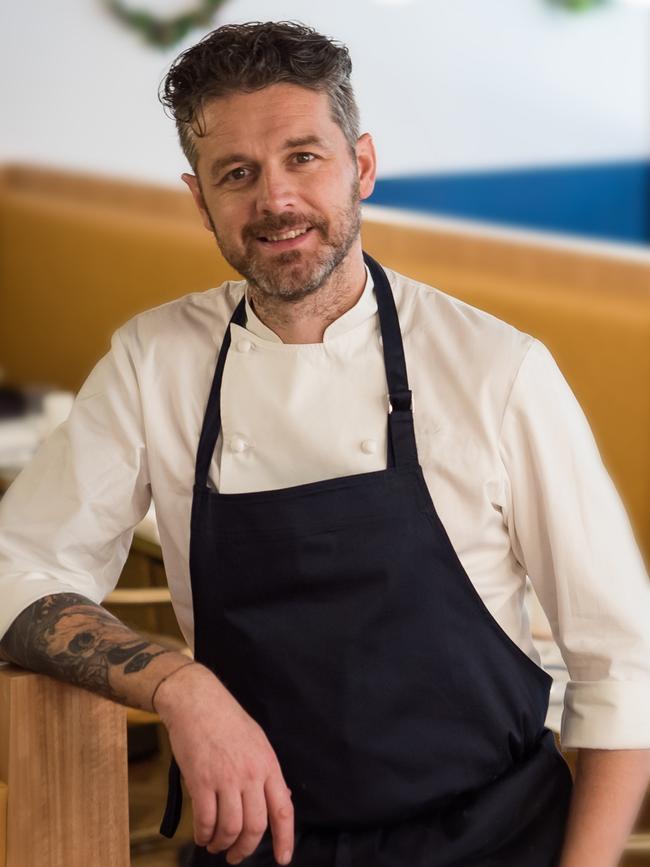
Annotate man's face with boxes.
[183,83,376,301]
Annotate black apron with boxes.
[161,253,572,866]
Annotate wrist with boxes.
[152,659,222,722]
[151,660,200,716]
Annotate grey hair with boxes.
[159,20,361,172]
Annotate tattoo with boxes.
[106,642,151,665]
[0,593,172,705]
[124,650,167,674]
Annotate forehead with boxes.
[194,83,346,173]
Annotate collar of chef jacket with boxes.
[243,265,376,343]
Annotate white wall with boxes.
[1,0,648,188]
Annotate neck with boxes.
[248,248,367,344]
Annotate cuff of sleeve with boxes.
[0,577,102,642]
[561,681,650,749]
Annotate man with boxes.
[1,20,649,867]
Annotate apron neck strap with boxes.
[194,295,246,486]
[363,252,419,469]
[194,254,418,487]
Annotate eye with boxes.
[293,152,316,164]
[223,166,250,183]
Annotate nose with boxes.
[254,166,296,216]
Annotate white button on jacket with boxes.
[230,436,248,453]
[0,265,649,750]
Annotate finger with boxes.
[192,789,218,848]
[225,784,268,863]
[207,787,243,855]
[265,771,294,865]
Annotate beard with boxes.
[204,177,361,303]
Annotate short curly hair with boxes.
[159,20,361,173]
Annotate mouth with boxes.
[256,226,315,251]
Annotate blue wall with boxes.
[370,161,650,245]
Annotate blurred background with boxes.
[0,2,649,865]
[2,0,649,241]
[2,0,648,544]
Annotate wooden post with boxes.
[0,664,129,867]
[0,780,7,866]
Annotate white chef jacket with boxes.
[0,264,649,750]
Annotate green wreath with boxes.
[107,0,608,51]
[105,0,229,48]
[550,0,608,9]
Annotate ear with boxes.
[355,133,377,201]
[181,172,214,233]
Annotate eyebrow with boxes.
[208,135,330,179]
[284,135,328,149]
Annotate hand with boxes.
[154,662,294,865]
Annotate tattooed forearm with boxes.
[0,593,188,710]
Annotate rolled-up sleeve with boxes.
[499,338,650,749]
[0,326,151,640]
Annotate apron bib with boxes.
[161,253,572,865]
